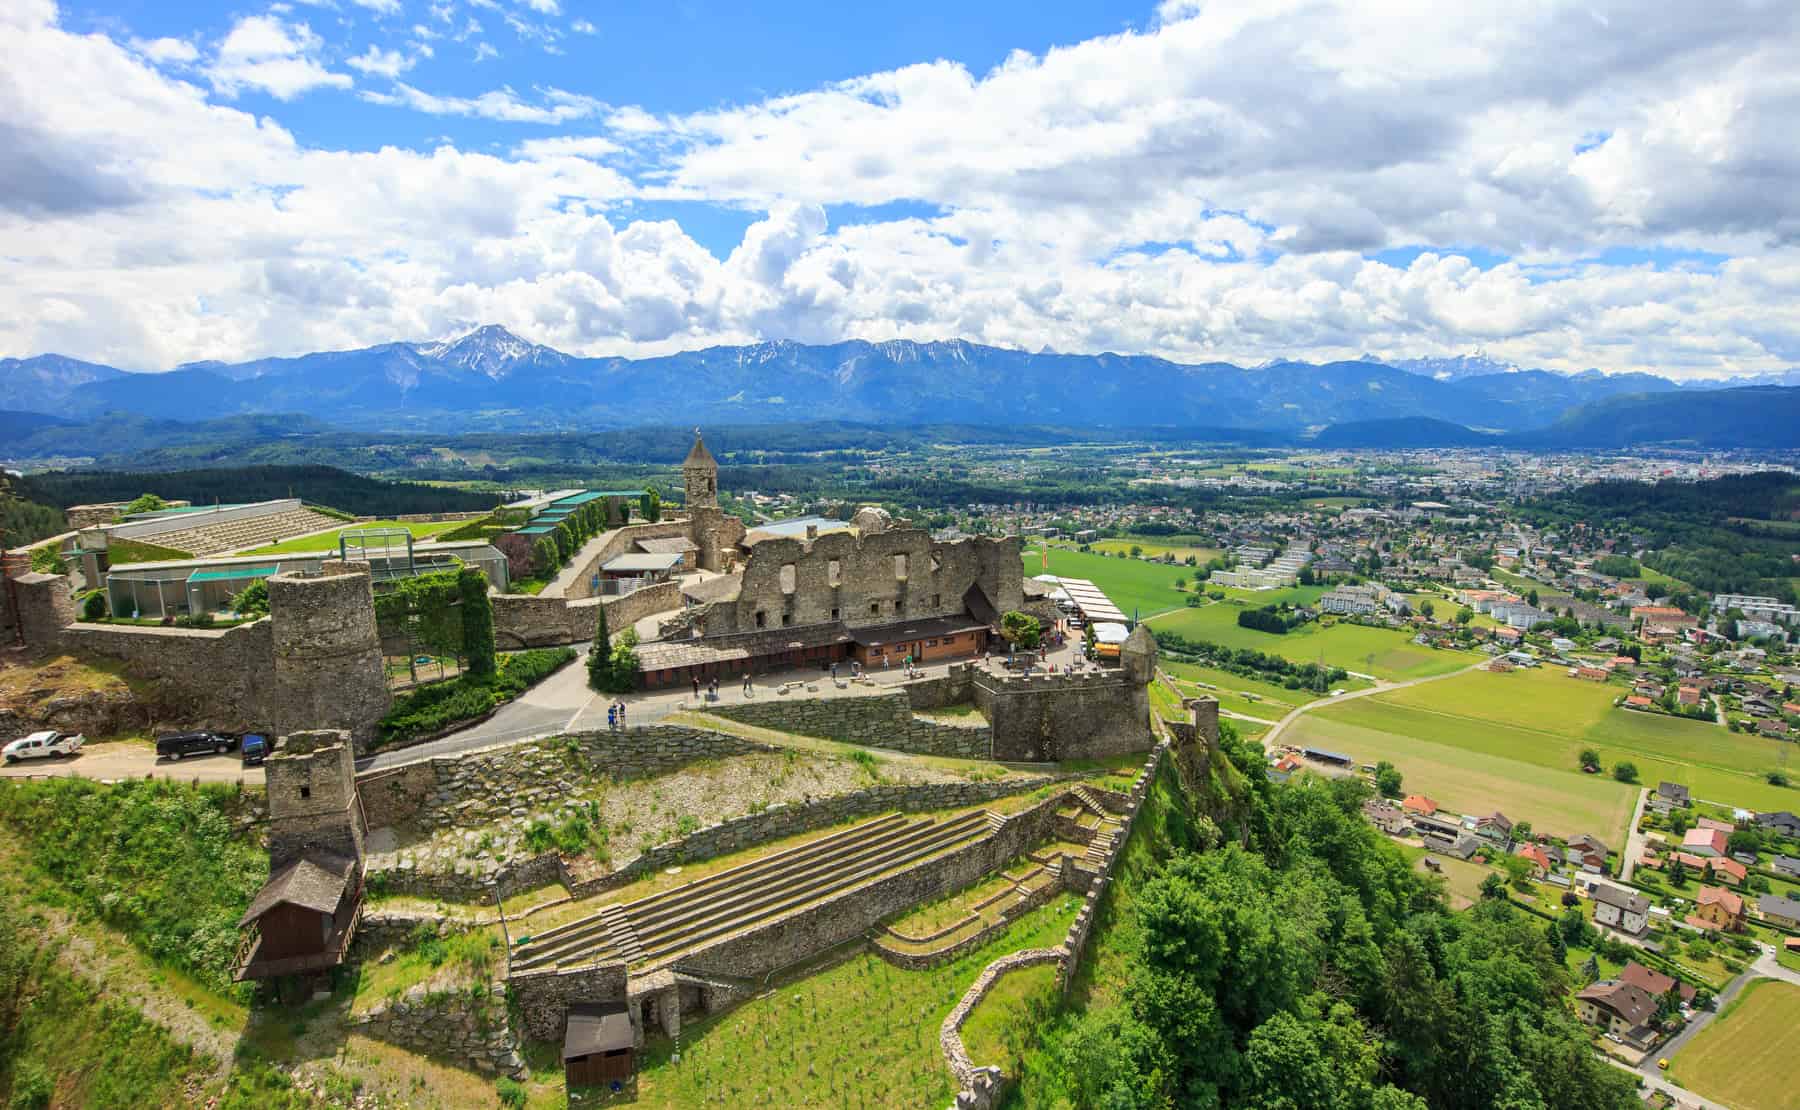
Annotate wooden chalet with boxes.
[233,852,363,981]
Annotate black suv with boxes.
[155,731,238,761]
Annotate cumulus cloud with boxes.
[3,0,1800,380]
[347,45,416,77]
[131,37,199,65]
[208,14,352,100]
[349,0,403,15]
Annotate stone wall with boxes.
[58,614,279,728]
[670,791,1063,980]
[360,726,773,832]
[352,983,525,1079]
[702,691,992,759]
[706,528,1023,637]
[974,669,1152,763]
[548,522,694,601]
[940,948,1066,1109]
[1058,744,1167,994]
[873,869,1064,971]
[491,581,681,647]
[509,962,629,1042]
[566,773,1074,900]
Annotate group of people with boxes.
[604,700,629,730]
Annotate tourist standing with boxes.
[607,704,617,730]
[692,675,701,700]
[617,701,627,728]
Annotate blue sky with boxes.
[4,0,1799,376]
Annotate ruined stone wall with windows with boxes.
[711,528,1023,635]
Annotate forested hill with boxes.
[1515,385,1800,448]
[1523,471,1800,600]
[16,465,499,518]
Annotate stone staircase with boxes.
[511,809,995,974]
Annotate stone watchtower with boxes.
[268,561,391,752]
[265,729,365,869]
[1119,622,1157,685]
[682,430,744,572]
[683,430,719,511]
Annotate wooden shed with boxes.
[233,852,362,980]
[563,1002,634,1087]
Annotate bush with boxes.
[1612,761,1639,783]
[377,647,575,747]
[496,1077,527,1109]
[80,591,107,621]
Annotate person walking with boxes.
[692,675,701,700]
[830,661,839,681]
[606,704,617,731]
[742,672,752,695]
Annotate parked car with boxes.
[155,731,238,761]
[2,730,85,764]
[239,732,270,766]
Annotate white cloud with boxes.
[570,19,595,34]
[520,0,560,14]
[208,14,352,100]
[347,45,416,77]
[472,41,498,62]
[349,0,402,15]
[3,0,1800,380]
[361,82,600,124]
[130,37,199,65]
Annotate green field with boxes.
[1089,537,1223,564]
[1022,546,1194,618]
[1287,665,1798,839]
[239,518,468,555]
[1161,659,1370,722]
[1151,599,1478,681]
[1671,979,1800,1110]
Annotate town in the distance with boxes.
[2,418,1798,1110]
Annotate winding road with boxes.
[1258,657,1495,750]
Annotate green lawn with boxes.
[238,518,467,555]
[1022,546,1195,619]
[612,895,1082,1108]
[1159,659,1370,721]
[1151,601,1477,681]
[1089,537,1223,564]
[1670,978,1800,1110]
[960,962,1060,1074]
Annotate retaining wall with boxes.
[57,616,279,726]
[510,962,629,1042]
[702,691,993,759]
[874,869,1064,971]
[491,581,682,647]
[939,948,1065,1109]
[352,983,525,1078]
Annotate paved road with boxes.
[1627,950,1800,1101]
[1620,787,1650,882]
[0,741,264,785]
[1260,657,1494,750]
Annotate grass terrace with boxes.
[1020,545,1194,619]
[238,518,469,555]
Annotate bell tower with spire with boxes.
[683,429,719,512]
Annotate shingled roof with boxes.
[238,853,354,926]
[683,433,717,469]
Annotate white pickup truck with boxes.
[2,730,85,764]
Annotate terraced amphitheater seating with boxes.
[137,508,345,557]
[512,810,995,975]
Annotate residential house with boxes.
[1696,816,1734,833]
[1572,665,1609,682]
[1756,812,1800,837]
[1681,828,1729,858]
[1401,794,1439,817]
[1362,799,1411,836]
[1689,886,1745,932]
[1412,813,1464,841]
[1759,894,1800,929]
[1624,695,1654,710]
[1591,884,1651,936]
[1618,961,1696,1007]
[1575,980,1658,1045]
[1515,842,1554,878]
[1707,857,1748,886]
[1566,834,1610,873]
[1654,782,1691,811]
[1473,812,1515,845]
[1772,855,1800,879]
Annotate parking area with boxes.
[0,740,266,785]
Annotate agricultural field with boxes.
[1289,664,1798,839]
[1151,599,1477,681]
[239,518,469,555]
[1088,536,1223,564]
[1021,546,1193,619]
[1670,979,1800,1110]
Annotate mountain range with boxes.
[3,326,1798,446]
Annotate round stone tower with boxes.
[268,561,391,752]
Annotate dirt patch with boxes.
[0,652,186,740]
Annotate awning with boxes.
[187,565,279,584]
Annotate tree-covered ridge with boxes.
[1019,732,1637,1109]
[17,464,498,517]
[1525,471,1800,601]
[0,475,65,546]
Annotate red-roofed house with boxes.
[1689,886,1745,932]
[1708,857,1748,886]
[1696,817,1734,833]
[1402,795,1438,816]
[1682,827,1729,857]
[1515,842,1554,877]
[1624,695,1653,709]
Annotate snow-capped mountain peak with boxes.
[1382,351,1525,380]
[416,325,555,379]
